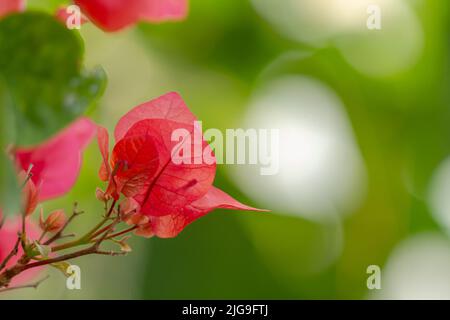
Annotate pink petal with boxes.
[187,186,268,213]
[114,92,197,141]
[110,133,159,198]
[151,187,267,238]
[140,0,188,23]
[15,118,97,201]
[73,0,188,32]
[97,126,111,181]
[74,0,142,32]
[125,119,216,217]
[0,0,25,18]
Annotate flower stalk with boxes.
[0,198,136,290]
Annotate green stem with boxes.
[51,199,117,253]
[91,225,137,243]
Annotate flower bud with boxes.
[95,187,111,202]
[40,209,66,232]
[135,223,153,238]
[112,236,132,253]
[19,171,39,216]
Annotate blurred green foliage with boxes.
[0,12,106,146]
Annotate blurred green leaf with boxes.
[0,80,20,218]
[0,12,106,146]
[0,153,20,218]
[28,0,70,12]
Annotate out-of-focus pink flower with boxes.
[73,0,188,32]
[15,117,97,201]
[140,0,189,23]
[0,216,41,285]
[55,6,88,26]
[0,0,25,18]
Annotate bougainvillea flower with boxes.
[15,117,97,201]
[73,0,188,32]
[0,216,41,285]
[0,0,25,18]
[99,92,266,238]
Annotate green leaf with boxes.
[0,12,106,146]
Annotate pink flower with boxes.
[15,117,97,201]
[0,215,41,286]
[73,0,188,32]
[0,0,25,18]
[98,92,266,238]
[55,6,89,26]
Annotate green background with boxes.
[2,0,450,299]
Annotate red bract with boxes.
[15,117,96,201]
[97,125,160,200]
[74,0,188,32]
[99,92,265,238]
[0,0,24,18]
[148,186,267,238]
[122,118,216,218]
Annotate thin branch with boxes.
[88,222,115,240]
[43,203,83,246]
[0,275,49,294]
[82,199,117,241]
[95,250,127,256]
[0,200,125,287]
[50,200,117,253]
[22,244,126,272]
[92,213,121,249]
[38,231,47,243]
[0,235,21,271]
[20,169,33,249]
[91,225,138,243]
[22,212,124,272]
[58,233,76,240]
